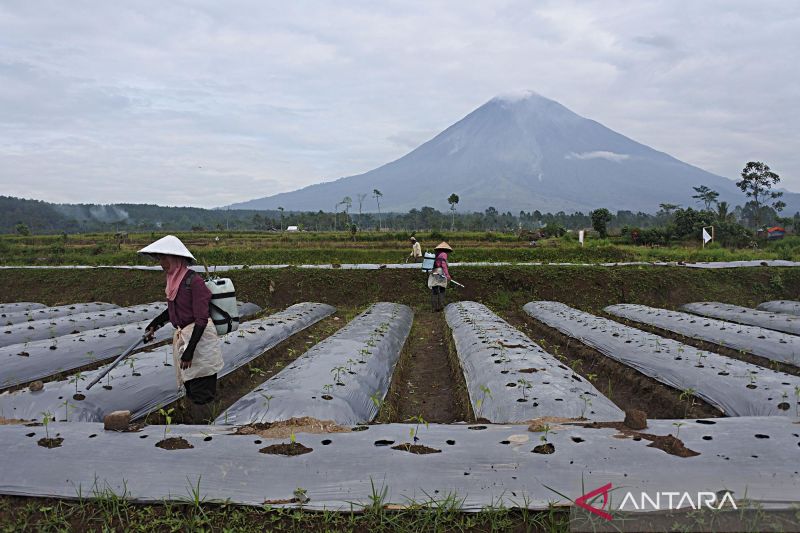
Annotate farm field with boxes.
[2,230,800,266]
[0,264,799,531]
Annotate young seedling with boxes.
[321,383,334,399]
[69,371,84,395]
[570,359,583,373]
[795,386,800,417]
[331,366,346,385]
[369,392,383,411]
[258,393,274,421]
[672,421,685,439]
[516,378,532,401]
[540,424,552,442]
[346,359,357,373]
[679,388,697,417]
[586,373,598,383]
[476,385,492,420]
[406,415,428,443]
[159,407,174,441]
[250,367,266,378]
[60,399,73,421]
[290,432,296,444]
[41,411,53,440]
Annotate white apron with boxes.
[172,319,223,387]
[427,267,449,289]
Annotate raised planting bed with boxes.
[605,304,800,368]
[1,302,119,326]
[0,417,797,511]
[524,302,800,417]
[0,303,334,422]
[0,302,45,313]
[0,303,263,390]
[0,302,164,348]
[217,303,412,426]
[758,300,800,316]
[681,302,800,336]
[445,301,623,423]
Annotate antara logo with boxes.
[576,484,737,521]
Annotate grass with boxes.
[0,494,570,532]
[1,230,799,265]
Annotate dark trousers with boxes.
[431,287,446,311]
[185,374,217,405]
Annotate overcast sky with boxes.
[1,0,798,208]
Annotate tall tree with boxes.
[373,189,383,231]
[737,161,785,229]
[356,193,368,226]
[691,185,719,210]
[447,193,459,231]
[277,206,284,232]
[590,208,612,238]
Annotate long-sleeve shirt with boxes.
[168,271,211,328]
[410,242,422,258]
[434,251,451,279]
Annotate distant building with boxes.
[286,225,299,232]
[767,226,785,240]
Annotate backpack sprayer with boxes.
[86,266,239,391]
[421,252,465,288]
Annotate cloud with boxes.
[566,151,630,162]
[0,0,798,208]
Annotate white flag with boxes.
[702,228,712,244]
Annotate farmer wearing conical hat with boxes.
[139,235,223,422]
[428,241,453,311]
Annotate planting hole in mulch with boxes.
[352,426,369,432]
[778,402,791,411]
[468,425,487,430]
[259,442,313,456]
[155,437,194,450]
[518,368,538,373]
[321,439,332,445]
[102,385,113,390]
[321,395,333,400]
[374,439,395,447]
[72,394,85,401]
[391,443,441,454]
[446,439,456,445]
[37,437,63,448]
[532,443,555,454]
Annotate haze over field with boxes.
[0,1,798,209]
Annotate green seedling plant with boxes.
[516,378,532,401]
[672,421,685,439]
[321,383,334,397]
[69,371,84,395]
[290,431,296,444]
[346,358,357,373]
[369,392,383,411]
[406,415,428,443]
[61,399,73,421]
[569,359,583,373]
[41,411,54,440]
[159,407,174,441]
[331,366,346,385]
[539,424,552,443]
[586,373,598,382]
[476,385,492,420]
[250,367,266,378]
[795,386,800,417]
[259,393,274,422]
[679,388,697,417]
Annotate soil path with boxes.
[381,309,472,423]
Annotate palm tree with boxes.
[373,189,383,231]
[356,193,368,226]
[448,193,459,231]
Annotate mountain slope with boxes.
[230,91,799,214]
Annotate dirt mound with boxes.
[0,417,26,425]
[235,417,350,439]
[527,416,584,432]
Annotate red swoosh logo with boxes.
[575,482,613,521]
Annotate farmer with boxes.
[408,236,422,263]
[428,241,452,311]
[139,235,223,422]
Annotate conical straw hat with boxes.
[138,235,196,262]
[434,241,453,251]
